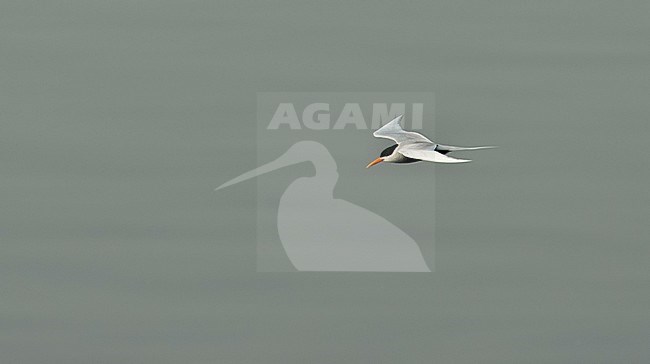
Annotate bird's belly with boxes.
[386,152,420,164]
[393,155,420,164]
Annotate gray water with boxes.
[2,1,650,363]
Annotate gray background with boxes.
[1,1,649,363]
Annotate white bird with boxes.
[216,141,431,272]
[366,115,495,168]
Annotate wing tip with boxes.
[377,114,404,129]
[372,114,404,139]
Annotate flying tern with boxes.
[366,115,495,168]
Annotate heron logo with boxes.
[217,92,436,272]
[217,140,431,272]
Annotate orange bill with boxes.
[366,157,384,168]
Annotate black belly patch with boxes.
[394,156,420,164]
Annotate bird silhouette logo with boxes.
[216,140,431,272]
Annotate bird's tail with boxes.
[435,144,497,153]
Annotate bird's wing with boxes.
[373,115,432,144]
[436,144,497,152]
[399,144,471,163]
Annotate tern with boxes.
[366,115,495,168]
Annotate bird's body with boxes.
[378,144,421,164]
[366,115,495,168]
